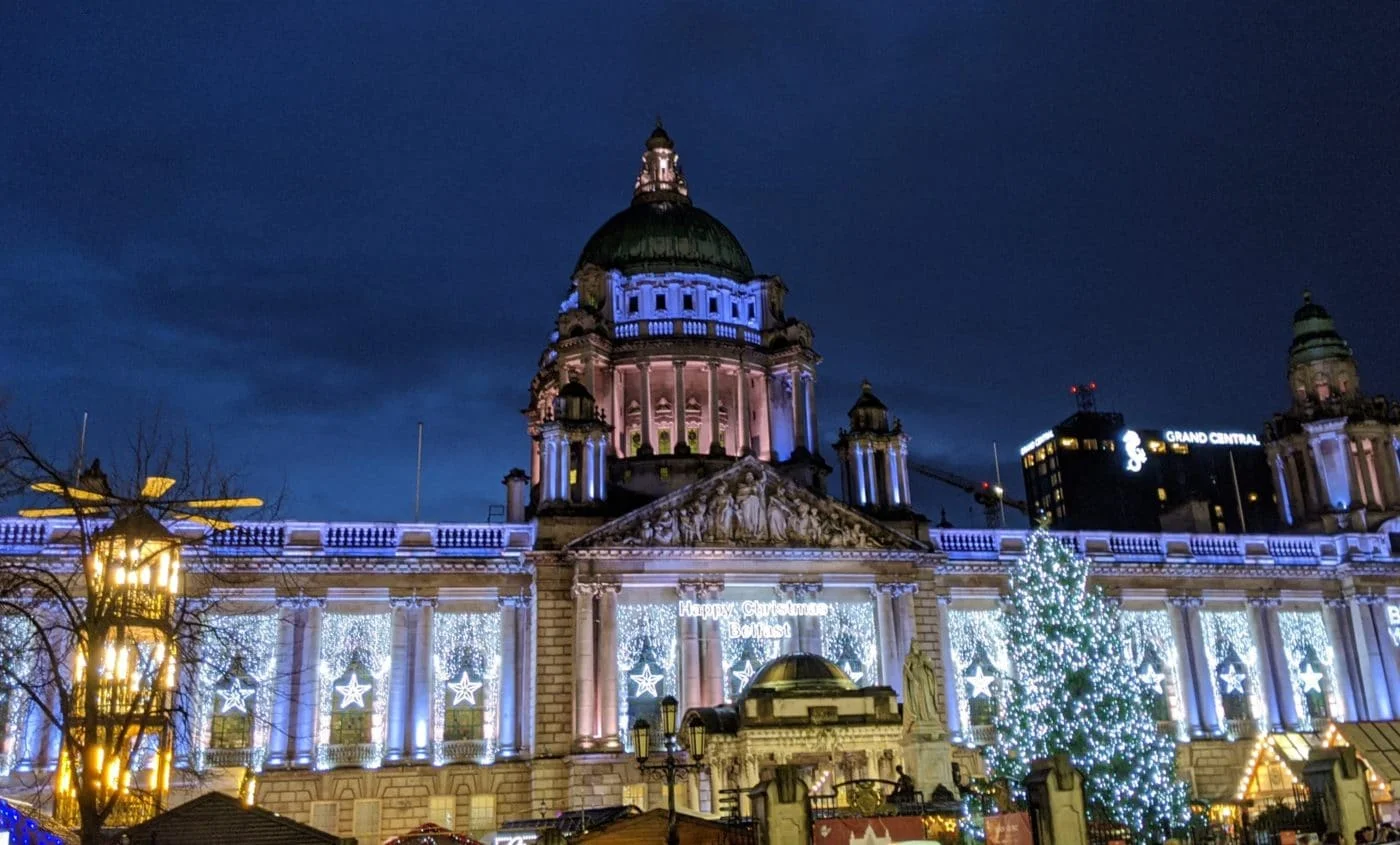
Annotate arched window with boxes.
[964,648,1000,727]
[1215,649,1251,723]
[1295,646,1329,722]
[210,657,256,750]
[443,666,486,742]
[330,658,374,746]
[626,637,665,733]
[727,641,761,701]
[1136,650,1171,724]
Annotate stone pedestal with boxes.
[1024,755,1088,845]
[901,719,955,796]
[751,765,809,845]
[1304,746,1375,840]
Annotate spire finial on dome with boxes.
[634,121,689,205]
[1302,288,1312,304]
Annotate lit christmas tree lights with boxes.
[986,529,1189,838]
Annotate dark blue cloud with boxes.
[1,1,1397,524]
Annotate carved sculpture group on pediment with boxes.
[615,468,891,549]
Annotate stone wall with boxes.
[254,761,531,840]
[533,553,576,760]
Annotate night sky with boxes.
[3,3,1397,526]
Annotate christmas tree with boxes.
[985,528,1189,838]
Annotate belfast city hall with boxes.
[3,125,1400,843]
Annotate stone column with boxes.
[385,598,414,761]
[1272,453,1294,526]
[700,582,725,705]
[898,442,912,506]
[1361,595,1400,718]
[1247,597,1290,731]
[579,435,594,502]
[573,582,597,747]
[612,366,625,456]
[1322,598,1364,721]
[707,360,721,455]
[892,585,918,658]
[791,366,809,454]
[1168,596,1211,737]
[804,370,818,455]
[293,597,325,766]
[498,593,528,757]
[936,594,963,739]
[596,583,621,746]
[873,585,900,695]
[410,599,435,759]
[757,370,774,460]
[735,364,750,455]
[673,361,685,453]
[679,582,703,711]
[638,361,653,455]
[765,372,780,461]
[1347,594,1396,720]
[853,443,869,507]
[265,597,300,767]
[886,448,902,507]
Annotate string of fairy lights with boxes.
[1199,610,1266,735]
[316,613,392,770]
[1279,610,1344,722]
[192,613,279,771]
[431,611,502,765]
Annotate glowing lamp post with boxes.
[629,695,706,845]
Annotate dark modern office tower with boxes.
[1020,386,1279,533]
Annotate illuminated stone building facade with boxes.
[1,127,1399,842]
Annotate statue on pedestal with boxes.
[899,643,956,800]
[903,643,941,726]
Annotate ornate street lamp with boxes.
[630,695,706,845]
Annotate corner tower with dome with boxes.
[1263,291,1400,532]
[527,124,828,527]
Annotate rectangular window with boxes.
[568,468,578,486]
[1060,437,1079,450]
[468,794,496,834]
[1213,505,1224,517]
[330,709,371,746]
[655,293,666,311]
[428,796,457,829]
[731,302,739,319]
[628,295,639,315]
[444,707,485,741]
[353,799,382,839]
[622,783,648,811]
[1148,440,1166,454]
[209,712,251,749]
[747,302,755,320]
[682,293,694,311]
[1083,439,1098,450]
[1157,487,1167,502]
[709,296,719,314]
[310,801,338,834]
[1170,443,1189,454]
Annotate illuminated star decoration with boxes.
[1138,665,1166,694]
[217,678,255,714]
[1219,666,1246,695]
[630,665,664,698]
[731,660,757,690]
[336,673,372,709]
[1297,664,1325,694]
[965,665,996,699]
[840,662,864,685]
[448,671,483,706]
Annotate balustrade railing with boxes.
[201,746,256,769]
[966,724,997,747]
[318,742,381,770]
[433,738,494,764]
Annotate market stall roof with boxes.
[1329,721,1400,785]
[568,809,735,845]
[116,791,354,845]
[380,821,484,844]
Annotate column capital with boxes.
[276,592,326,610]
[1167,594,1204,610]
[777,579,822,598]
[389,593,437,610]
[572,580,599,599]
[596,580,621,596]
[876,581,918,598]
[1246,595,1281,610]
[934,591,953,607]
[498,592,532,610]
[1352,592,1387,607]
[698,579,724,599]
[638,360,651,371]
[1322,595,1351,609]
[677,579,705,600]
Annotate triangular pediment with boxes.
[567,457,924,551]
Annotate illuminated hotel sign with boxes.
[1163,430,1261,447]
[1122,430,1147,473]
[1019,431,1053,457]
[679,599,830,641]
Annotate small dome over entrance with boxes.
[744,653,859,695]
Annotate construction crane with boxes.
[908,462,1032,528]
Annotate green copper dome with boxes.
[574,124,754,282]
[575,202,753,281]
[1289,290,1353,368]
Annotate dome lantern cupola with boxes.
[1287,290,1359,406]
[632,120,690,206]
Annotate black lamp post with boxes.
[630,694,707,845]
